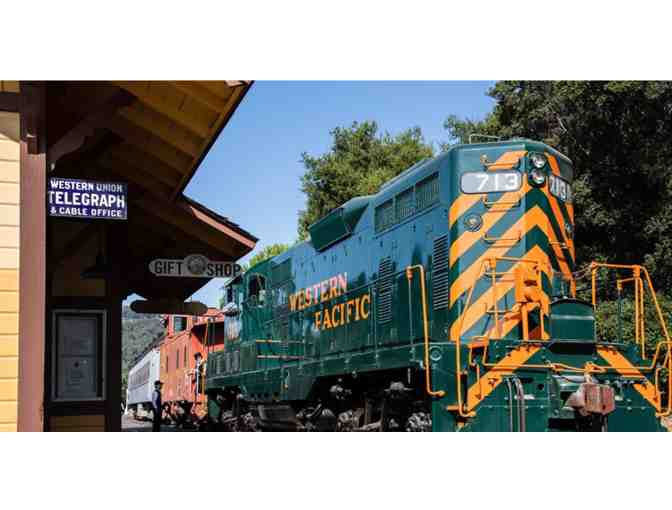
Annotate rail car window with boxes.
[248,274,267,307]
[176,350,179,369]
[174,316,187,332]
[273,282,290,308]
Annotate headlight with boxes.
[529,152,547,169]
[529,168,547,186]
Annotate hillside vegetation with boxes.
[121,306,165,400]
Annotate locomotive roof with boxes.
[374,139,571,202]
[244,139,572,274]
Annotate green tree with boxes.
[247,243,290,269]
[298,121,434,239]
[444,81,672,291]
[594,292,672,352]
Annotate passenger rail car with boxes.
[126,346,161,420]
[205,139,671,432]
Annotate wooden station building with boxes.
[0,81,257,431]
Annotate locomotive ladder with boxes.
[446,256,549,417]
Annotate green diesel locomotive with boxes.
[206,139,672,432]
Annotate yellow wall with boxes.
[0,82,19,93]
[0,111,20,432]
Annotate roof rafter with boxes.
[117,104,202,158]
[172,82,229,112]
[105,114,192,174]
[112,81,211,139]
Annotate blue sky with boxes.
[184,81,496,306]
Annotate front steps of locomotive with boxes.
[428,299,669,431]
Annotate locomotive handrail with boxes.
[405,265,445,399]
[468,134,502,144]
[590,262,671,357]
[482,193,522,209]
[469,272,672,418]
[616,275,646,358]
[483,231,522,246]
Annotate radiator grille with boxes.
[395,187,415,222]
[377,257,394,323]
[416,173,440,211]
[433,235,449,309]
[375,199,395,233]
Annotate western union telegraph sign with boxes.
[48,177,127,220]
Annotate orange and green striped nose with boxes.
[448,150,575,343]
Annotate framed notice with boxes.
[52,310,106,401]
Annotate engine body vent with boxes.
[432,235,449,310]
[377,257,393,323]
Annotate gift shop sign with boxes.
[149,254,242,278]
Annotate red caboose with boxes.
[158,309,226,427]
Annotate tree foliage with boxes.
[594,292,672,352]
[248,243,290,269]
[298,121,434,239]
[121,307,165,401]
[444,81,672,292]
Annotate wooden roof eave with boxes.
[41,81,258,300]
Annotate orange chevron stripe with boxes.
[488,150,527,171]
[597,346,660,409]
[545,153,575,260]
[566,202,574,223]
[546,153,562,176]
[542,185,575,264]
[449,151,528,228]
[466,335,543,410]
[449,244,552,340]
[449,189,524,267]
[450,206,561,307]
[449,194,482,228]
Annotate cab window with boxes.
[248,274,267,307]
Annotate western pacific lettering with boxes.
[288,272,370,331]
